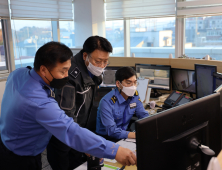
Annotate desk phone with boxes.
[164,91,184,107]
[174,95,193,107]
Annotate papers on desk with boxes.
[124,138,136,143]
[117,139,136,155]
[137,78,149,103]
[207,157,221,170]
[104,158,117,163]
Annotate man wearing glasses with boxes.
[47,36,112,170]
[96,67,149,141]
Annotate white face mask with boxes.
[86,56,105,76]
[120,82,137,97]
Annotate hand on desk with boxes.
[115,146,137,166]
[128,132,136,139]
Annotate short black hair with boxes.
[82,36,113,54]
[115,67,137,82]
[34,41,72,71]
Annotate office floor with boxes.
[41,149,52,170]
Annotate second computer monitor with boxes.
[195,64,217,99]
[135,64,171,90]
[172,68,196,93]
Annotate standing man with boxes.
[0,42,136,170]
[96,67,149,141]
[47,36,113,170]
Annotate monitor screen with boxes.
[195,64,217,99]
[213,72,222,90]
[177,97,190,105]
[168,92,181,101]
[172,68,196,93]
[135,64,171,90]
[100,67,121,87]
[136,93,221,170]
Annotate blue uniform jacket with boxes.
[0,68,119,158]
[96,88,149,139]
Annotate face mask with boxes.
[120,82,137,97]
[86,56,105,76]
[45,68,69,89]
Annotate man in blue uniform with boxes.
[96,67,149,140]
[0,42,136,170]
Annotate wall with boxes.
[108,57,222,72]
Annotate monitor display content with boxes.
[172,68,196,93]
[213,72,222,90]
[100,67,121,87]
[169,92,181,101]
[177,97,190,105]
[135,64,171,90]
[195,64,217,99]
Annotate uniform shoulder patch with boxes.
[70,67,80,79]
[26,66,32,70]
[134,90,138,96]
[110,95,117,104]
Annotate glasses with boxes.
[88,54,110,67]
[122,80,139,86]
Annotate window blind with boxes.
[177,0,222,18]
[105,0,176,21]
[10,0,73,20]
[0,0,9,19]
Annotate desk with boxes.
[75,161,137,170]
[75,140,137,170]
[145,96,167,115]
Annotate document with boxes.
[137,78,149,103]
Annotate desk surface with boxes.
[76,140,138,170]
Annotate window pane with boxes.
[185,16,222,60]
[130,18,175,58]
[106,20,124,57]
[0,20,7,70]
[11,20,53,69]
[60,21,75,48]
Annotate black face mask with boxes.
[45,68,69,89]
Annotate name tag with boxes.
[130,103,137,109]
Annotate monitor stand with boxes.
[150,89,162,98]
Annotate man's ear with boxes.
[116,80,121,88]
[83,52,88,61]
[39,65,47,77]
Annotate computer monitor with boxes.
[136,92,222,170]
[135,64,171,91]
[100,67,121,87]
[213,72,222,90]
[172,68,196,94]
[195,64,217,99]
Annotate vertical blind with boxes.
[9,0,73,20]
[177,0,222,18]
[0,0,10,19]
[105,0,176,20]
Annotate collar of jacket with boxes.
[71,51,102,86]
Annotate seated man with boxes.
[96,67,149,141]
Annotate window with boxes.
[130,18,175,58]
[60,21,75,48]
[105,20,124,57]
[185,16,222,60]
[11,20,53,69]
[0,20,7,71]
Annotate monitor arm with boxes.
[190,138,215,156]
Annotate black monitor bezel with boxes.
[171,68,196,94]
[195,64,217,99]
[135,63,171,91]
